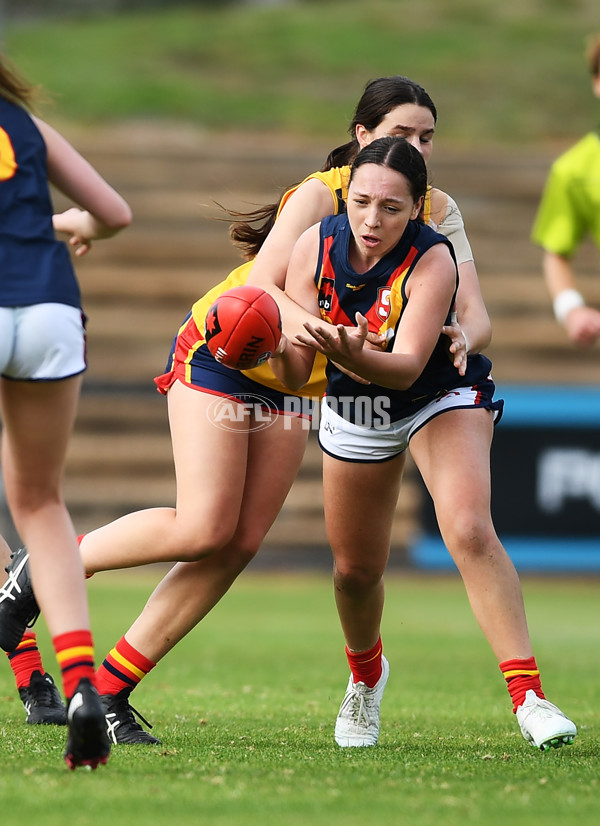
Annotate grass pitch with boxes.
[4,1,600,147]
[0,570,597,825]
[0,5,598,823]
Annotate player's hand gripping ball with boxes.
[204,285,282,370]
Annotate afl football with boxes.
[204,285,282,370]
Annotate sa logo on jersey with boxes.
[376,287,392,321]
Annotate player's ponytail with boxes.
[0,54,40,109]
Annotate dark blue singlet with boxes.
[315,213,493,425]
[0,97,80,308]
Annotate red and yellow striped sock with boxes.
[53,630,96,700]
[95,635,156,696]
[345,636,383,688]
[6,631,44,689]
[500,656,545,712]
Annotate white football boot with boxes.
[334,655,389,747]
[516,689,577,751]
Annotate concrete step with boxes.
[24,126,596,561]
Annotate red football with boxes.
[204,285,282,370]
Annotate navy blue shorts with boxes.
[155,312,314,419]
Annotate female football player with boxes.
[0,53,131,768]
[270,135,576,752]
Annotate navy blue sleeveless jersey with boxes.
[0,97,80,308]
[316,213,493,425]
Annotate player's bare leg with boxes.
[121,413,310,661]
[91,399,309,744]
[1,376,108,768]
[410,408,531,660]
[79,381,257,572]
[410,407,576,749]
[323,451,405,747]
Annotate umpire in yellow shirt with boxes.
[532,33,600,348]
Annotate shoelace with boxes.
[0,567,23,601]
[30,678,59,708]
[116,696,154,731]
[342,684,376,726]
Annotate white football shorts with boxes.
[319,384,502,463]
[0,303,86,381]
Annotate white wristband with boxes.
[553,289,585,323]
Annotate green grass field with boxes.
[1,4,599,824]
[0,571,597,825]
[3,0,600,147]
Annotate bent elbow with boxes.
[111,203,133,230]
[396,377,418,391]
[395,364,423,391]
[481,320,492,349]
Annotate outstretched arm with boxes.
[298,244,457,390]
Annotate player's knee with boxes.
[221,529,263,571]
[334,561,382,596]
[442,510,497,559]
[175,524,237,562]
[8,488,63,521]
[230,540,261,569]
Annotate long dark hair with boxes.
[228,76,437,258]
[350,135,428,206]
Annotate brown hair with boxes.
[586,34,600,78]
[0,54,38,109]
[350,136,428,207]
[227,76,437,259]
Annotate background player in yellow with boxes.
[532,34,600,347]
